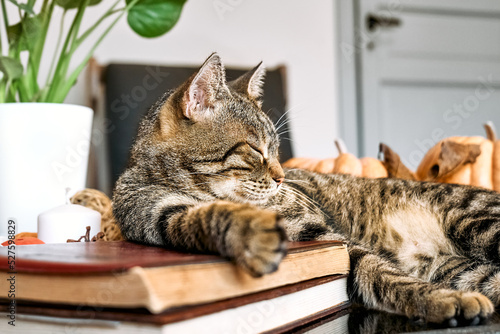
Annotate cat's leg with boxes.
[428,255,500,306]
[442,187,500,264]
[115,186,288,277]
[348,244,495,325]
[163,201,288,276]
[449,264,500,306]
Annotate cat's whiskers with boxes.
[238,182,279,204]
[275,103,301,121]
[284,184,324,213]
[289,192,320,215]
[239,188,268,205]
[282,180,321,208]
[273,107,294,131]
[284,179,315,189]
[281,184,323,215]
[241,184,272,197]
[279,137,295,144]
[275,118,295,133]
[279,189,318,215]
[277,130,294,138]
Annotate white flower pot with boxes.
[0,103,93,237]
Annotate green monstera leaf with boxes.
[0,56,24,80]
[55,0,102,10]
[7,0,35,14]
[126,0,186,38]
[7,15,42,51]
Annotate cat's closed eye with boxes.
[247,143,264,160]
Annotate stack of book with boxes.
[0,240,350,333]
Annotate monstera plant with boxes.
[0,0,187,238]
[0,0,186,103]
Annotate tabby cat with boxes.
[113,53,500,326]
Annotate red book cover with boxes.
[0,240,344,274]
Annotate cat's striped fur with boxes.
[113,53,499,325]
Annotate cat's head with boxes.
[152,53,285,204]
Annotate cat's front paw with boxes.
[422,289,494,326]
[227,209,288,277]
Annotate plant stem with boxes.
[26,0,53,101]
[54,0,140,103]
[7,8,24,100]
[43,0,91,102]
[1,0,9,68]
[74,0,121,47]
[0,19,3,56]
[18,7,34,100]
[0,80,6,102]
[15,78,29,101]
[45,9,66,89]
[1,0,10,29]
[0,0,8,100]
[65,0,89,55]
[6,80,16,102]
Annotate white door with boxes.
[355,0,500,169]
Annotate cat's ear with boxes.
[229,62,266,104]
[429,141,481,179]
[183,52,226,121]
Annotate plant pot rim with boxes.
[0,102,90,107]
[0,103,93,112]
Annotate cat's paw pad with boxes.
[230,210,288,277]
[424,290,494,326]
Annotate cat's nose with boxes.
[269,161,285,186]
[273,177,284,186]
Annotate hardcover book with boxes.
[0,275,350,334]
[0,240,349,313]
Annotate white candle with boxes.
[37,204,101,244]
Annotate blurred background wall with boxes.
[64,0,340,159]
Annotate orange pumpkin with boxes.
[283,139,388,178]
[485,122,500,191]
[380,122,500,191]
[283,157,322,171]
[1,237,44,246]
[15,232,38,239]
[330,139,363,176]
[360,157,389,178]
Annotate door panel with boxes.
[379,84,500,167]
[358,0,500,169]
[386,13,500,61]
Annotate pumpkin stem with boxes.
[485,121,497,141]
[334,138,348,155]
